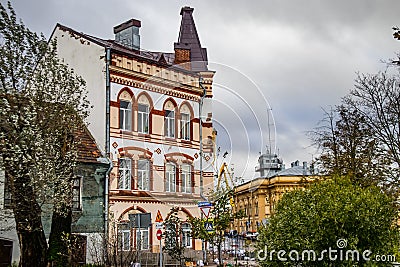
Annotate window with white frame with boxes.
[182,223,192,248]
[181,164,191,193]
[165,110,175,138]
[118,223,131,251]
[165,163,176,192]
[72,176,82,211]
[138,103,149,134]
[120,100,132,130]
[180,113,190,140]
[137,159,150,191]
[135,228,149,250]
[118,158,131,190]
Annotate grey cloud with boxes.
[4,0,399,179]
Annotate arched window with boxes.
[137,94,150,134]
[179,104,192,140]
[181,164,191,193]
[120,100,132,130]
[165,110,175,138]
[137,159,150,191]
[164,100,177,138]
[180,113,190,140]
[165,163,176,192]
[118,158,131,189]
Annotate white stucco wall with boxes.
[0,167,20,264]
[51,26,107,153]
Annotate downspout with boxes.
[199,76,207,265]
[104,47,111,262]
[199,77,207,201]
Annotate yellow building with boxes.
[233,160,316,234]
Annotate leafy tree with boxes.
[310,105,387,188]
[190,188,244,267]
[163,207,188,267]
[257,177,399,266]
[0,2,89,266]
[312,71,400,194]
[344,72,400,186]
[394,26,400,41]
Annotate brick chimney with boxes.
[114,19,141,50]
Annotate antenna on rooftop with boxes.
[267,108,272,154]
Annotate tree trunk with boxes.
[48,204,72,266]
[11,172,47,267]
[17,227,48,267]
[217,239,222,267]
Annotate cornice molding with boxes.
[110,66,202,102]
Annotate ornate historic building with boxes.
[51,6,214,256]
[234,160,316,234]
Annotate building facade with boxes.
[0,126,108,265]
[51,6,215,254]
[234,160,315,234]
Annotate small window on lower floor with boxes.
[72,176,82,211]
[136,228,149,250]
[182,223,192,248]
[118,223,131,251]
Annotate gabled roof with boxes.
[174,6,208,72]
[75,125,104,164]
[55,24,177,68]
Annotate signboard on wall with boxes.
[129,213,152,228]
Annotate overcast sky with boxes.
[5,0,400,180]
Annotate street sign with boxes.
[155,222,163,229]
[156,229,162,240]
[198,201,212,207]
[200,206,211,218]
[129,213,152,228]
[229,197,234,207]
[155,210,163,223]
[204,221,214,233]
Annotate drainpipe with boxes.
[199,77,207,201]
[199,76,207,265]
[104,47,111,262]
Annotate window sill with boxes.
[120,129,133,135]
[138,133,151,138]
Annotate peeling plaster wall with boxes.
[51,27,107,153]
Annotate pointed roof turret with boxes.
[174,6,208,72]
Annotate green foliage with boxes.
[0,2,89,266]
[163,207,188,266]
[311,70,400,195]
[257,177,399,266]
[190,188,244,266]
[311,105,387,188]
[393,27,400,41]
